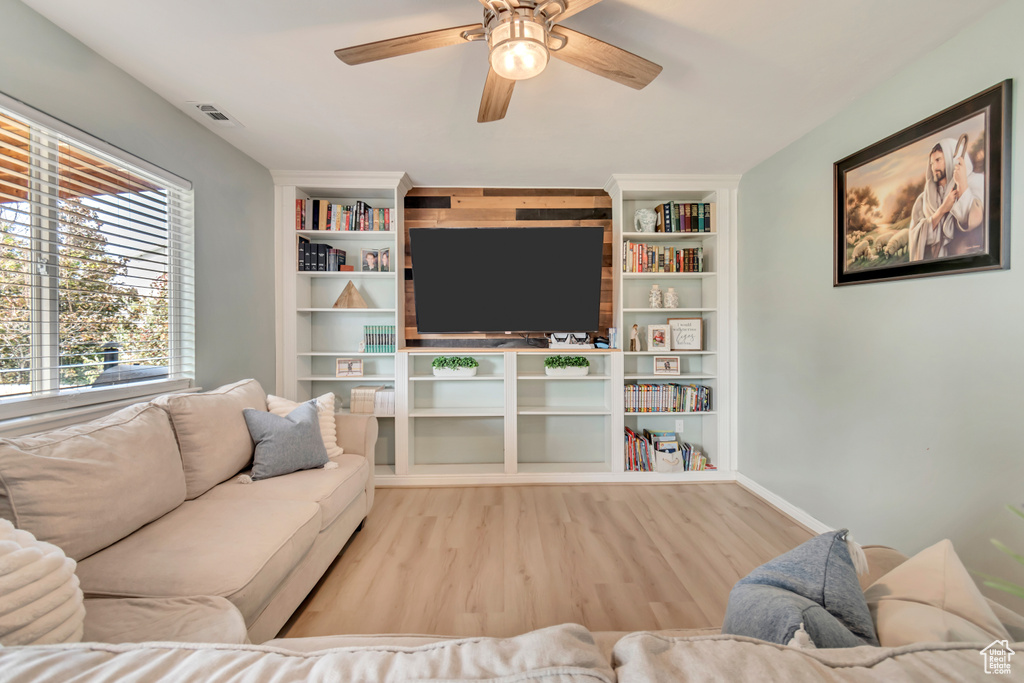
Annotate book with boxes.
[297,236,309,271]
[373,387,395,416]
[654,203,669,233]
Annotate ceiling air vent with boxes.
[188,102,244,128]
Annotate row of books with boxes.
[350,386,396,416]
[644,431,714,471]
[653,202,715,233]
[363,326,396,353]
[350,385,385,414]
[624,383,711,413]
[298,238,351,272]
[625,429,715,472]
[623,242,704,273]
[296,199,394,232]
[624,426,654,471]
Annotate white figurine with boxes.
[634,208,657,233]
[649,284,663,308]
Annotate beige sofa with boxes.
[0,623,1016,681]
[0,379,377,644]
[3,386,1022,679]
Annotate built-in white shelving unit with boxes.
[605,174,739,480]
[274,171,412,471]
[274,173,738,485]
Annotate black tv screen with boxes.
[410,227,604,333]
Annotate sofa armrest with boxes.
[334,413,378,513]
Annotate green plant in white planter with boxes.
[432,356,479,377]
[544,355,590,377]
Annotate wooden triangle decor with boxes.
[333,281,367,309]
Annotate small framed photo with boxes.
[653,356,680,376]
[361,249,379,272]
[668,318,703,351]
[336,358,363,377]
[378,247,391,273]
[647,324,670,351]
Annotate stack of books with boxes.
[624,384,711,413]
[349,386,384,414]
[362,325,396,353]
[373,387,395,416]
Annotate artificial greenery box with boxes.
[432,356,479,377]
[544,355,590,376]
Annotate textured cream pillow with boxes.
[267,393,343,458]
[0,518,84,646]
[865,539,1010,646]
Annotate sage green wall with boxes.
[739,0,1023,603]
[1,0,275,391]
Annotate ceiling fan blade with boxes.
[557,0,604,21]
[549,26,662,89]
[335,24,481,65]
[478,68,516,123]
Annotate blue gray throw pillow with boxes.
[721,529,878,648]
[242,401,329,481]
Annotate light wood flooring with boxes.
[279,483,812,639]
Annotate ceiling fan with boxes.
[334,0,662,123]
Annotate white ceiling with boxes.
[21,0,1003,187]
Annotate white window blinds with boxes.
[0,97,194,417]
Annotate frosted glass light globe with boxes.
[488,18,549,80]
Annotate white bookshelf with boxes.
[605,174,739,479]
[274,171,412,473]
[273,173,738,484]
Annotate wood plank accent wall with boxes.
[404,187,613,346]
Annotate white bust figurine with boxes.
[634,208,657,233]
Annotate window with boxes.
[0,95,194,419]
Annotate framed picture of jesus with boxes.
[834,80,1011,286]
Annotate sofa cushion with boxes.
[0,403,185,561]
[83,596,248,645]
[865,539,1011,647]
[0,623,613,683]
[201,454,368,531]
[75,498,320,624]
[721,529,878,648]
[268,393,344,458]
[244,402,329,481]
[612,632,1012,682]
[153,379,267,499]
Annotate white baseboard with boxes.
[734,473,832,534]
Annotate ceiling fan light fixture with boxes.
[488,15,549,80]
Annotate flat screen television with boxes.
[410,227,605,334]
